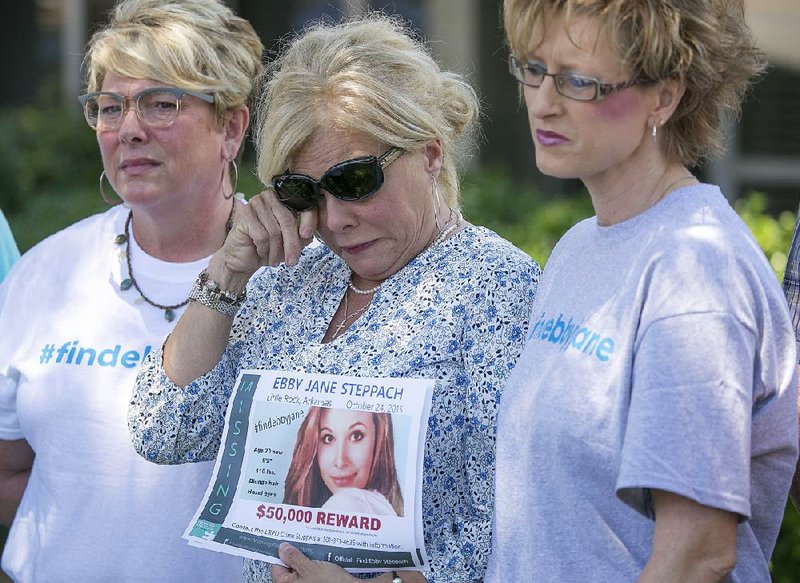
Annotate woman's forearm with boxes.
[638,489,737,583]
[163,302,236,387]
[0,439,34,526]
[164,191,313,387]
[163,254,250,387]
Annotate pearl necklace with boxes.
[347,280,382,296]
[346,213,463,296]
[430,214,461,247]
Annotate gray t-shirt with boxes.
[488,184,798,582]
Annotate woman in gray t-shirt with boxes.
[490,1,798,581]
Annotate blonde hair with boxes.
[254,14,480,208]
[503,0,767,166]
[84,0,263,129]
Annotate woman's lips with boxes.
[330,475,357,488]
[536,129,569,146]
[341,240,376,254]
[120,158,159,176]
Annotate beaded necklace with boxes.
[115,202,235,321]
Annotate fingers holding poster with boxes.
[184,370,432,573]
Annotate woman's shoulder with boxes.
[442,226,541,293]
[397,226,540,321]
[635,185,784,316]
[6,206,124,277]
[457,225,540,273]
[650,184,766,266]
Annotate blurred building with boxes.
[2,0,797,209]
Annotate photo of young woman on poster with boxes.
[283,407,404,516]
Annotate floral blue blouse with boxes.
[129,226,539,582]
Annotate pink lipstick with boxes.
[536,129,569,146]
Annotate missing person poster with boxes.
[184,369,433,573]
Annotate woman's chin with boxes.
[534,159,579,180]
[326,480,355,493]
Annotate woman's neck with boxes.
[584,155,694,226]
[128,197,236,262]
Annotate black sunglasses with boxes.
[272,147,405,212]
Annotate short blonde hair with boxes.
[84,0,263,128]
[503,0,767,166]
[254,14,480,208]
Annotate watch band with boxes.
[188,269,246,317]
[391,571,402,583]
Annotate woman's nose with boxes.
[333,442,349,467]
[320,192,357,232]
[525,77,562,119]
[117,105,147,142]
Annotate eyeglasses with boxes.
[272,147,405,212]
[78,87,215,130]
[508,55,647,102]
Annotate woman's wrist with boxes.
[205,252,251,296]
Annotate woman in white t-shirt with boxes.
[0,1,262,581]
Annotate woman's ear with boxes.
[222,105,250,160]
[423,138,443,178]
[649,77,685,128]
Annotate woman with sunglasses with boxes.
[489,1,798,581]
[130,14,540,583]
[0,0,261,580]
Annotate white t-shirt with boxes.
[0,206,242,582]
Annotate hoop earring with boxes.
[222,160,239,200]
[431,176,443,231]
[99,171,122,205]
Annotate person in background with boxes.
[0,211,19,283]
[0,0,262,580]
[489,1,798,581]
[784,209,800,507]
[129,14,540,583]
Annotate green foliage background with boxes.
[1,105,798,576]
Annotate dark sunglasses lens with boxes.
[274,178,317,211]
[322,160,382,200]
